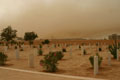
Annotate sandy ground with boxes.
[0,43,120,80]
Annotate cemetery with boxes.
[0,27,120,80]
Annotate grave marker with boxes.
[117,49,119,61]
[15,48,19,60]
[94,56,98,76]
[28,53,34,68]
[108,52,111,66]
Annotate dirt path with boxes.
[0,67,105,80]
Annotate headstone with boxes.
[81,46,84,55]
[28,53,34,68]
[34,48,38,56]
[49,45,52,52]
[4,46,7,53]
[117,49,119,61]
[94,56,98,76]
[15,49,19,60]
[22,44,24,49]
[70,46,72,58]
[4,46,8,53]
[108,52,111,66]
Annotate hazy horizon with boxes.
[0,0,120,39]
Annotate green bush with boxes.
[79,45,81,49]
[108,39,118,59]
[33,45,36,48]
[42,39,50,45]
[62,48,66,52]
[55,51,64,60]
[58,44,60,47]
[108,45,117,59]
[99,48,102,52]
[20,48,24,51]
[83,49,87,55]
[40,51,64,72]
[38,49,43,56]
[89,53,103,68]
[39,44,42,48]
[0,52,8,66]
[14,46,18,49]
[10,40,17,45]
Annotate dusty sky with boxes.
[0,0,120,39]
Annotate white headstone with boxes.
[22,44,24,49]
[117,49,119,61]
[34,48,38,56]
[15,49,19,60]
[81,46,84,55]
[49,45,53,52]
[94,56,98,76]
[70,46,72,58]
[4,46,8,53]
[28,53,34,68]
[108,52,111,66]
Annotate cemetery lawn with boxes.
[0,45,120,80]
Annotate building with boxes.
[108,34,120,40]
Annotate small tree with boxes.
[40,51,64,72]
[24,32,38,47]
[0,52,8,66]
[62,48,66,52]
[89,53,103,68]
[108,39,118,59]
[1,26,17,47]
[42,39,50,45]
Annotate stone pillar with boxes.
[81,46,84,55]
[28,53,34,68]
[70,46,72,58]
[117,49,119,61]
[4,46,8,53]
[15,49,19,60]
[108,52,111,66]
[94,56,98,76]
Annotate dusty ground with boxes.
[0,41,120,80]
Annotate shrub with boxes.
[55,51,64,60]
[38,49,43,56]
[89,53,103,68]
[40,52,58,72]
[20,48,24,51]
[58,44,60,47]
[83,49,87,55]
[39,44,42,48]
[99,48,102,52]
[108,45,117,59]
[10,40,17,45]
[33,45,36,48]
[108,39,118,59]
[40,51,64,72]
[96,43,99,46]
[14,46,18,49]
[0,52,8,66]
[42,39,50,45]
[79,45,81,49]
[62,48,66,52]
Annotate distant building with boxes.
[108,34,120,40]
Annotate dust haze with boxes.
[0,0,120,39]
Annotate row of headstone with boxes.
[94,49,120,76]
